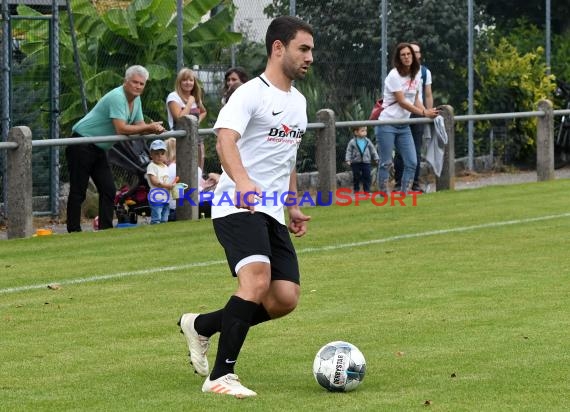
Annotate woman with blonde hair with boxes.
[166,68,207,168]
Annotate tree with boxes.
[264,0,492,115]
[474,38,555,162]
[13,0,240,135]
[486,20,570,87]
[477,0,570,35]
[265,0,383,114]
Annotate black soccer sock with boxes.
[250,304,272,326]
[194,309,223,338]
[209,295,258,380]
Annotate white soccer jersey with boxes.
[212,74,307,224]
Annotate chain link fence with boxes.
[1,0,557,219]
[2,13,55,217]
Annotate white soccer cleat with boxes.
[202,373,257,398]
[178,313,210,377]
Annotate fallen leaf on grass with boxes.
[47,284,62,290]
[451,372,457,378]
[395,351,405,357]
[424,400,432,406]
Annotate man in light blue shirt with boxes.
[66,65,165,232]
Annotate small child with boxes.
[146,140,175,224]
[345,126,379,193]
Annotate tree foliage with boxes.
[496,22,570,89]
[474,38,555,162]
[262,0,565,163]
[12,0,239,135]
[477,0,570,35]
[264,0,492,114]
[266,0,382,113]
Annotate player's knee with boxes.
[264,288,299,318]
[277,288,300,313]
[237,271,271,301]
[281,299,298,315]
[269,300,297,318]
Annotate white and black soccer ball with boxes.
[312,341,366,392]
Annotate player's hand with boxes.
[288,207,311,237]
[234,180,261,213]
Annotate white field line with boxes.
[1,213,569,295]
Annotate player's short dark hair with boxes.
[265,16,313,57]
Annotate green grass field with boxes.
[1,181,569,411]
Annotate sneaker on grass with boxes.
[178,313,210,377]
[202,373,257,398]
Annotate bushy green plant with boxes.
[474,37,555,163]
[499,21,570,103]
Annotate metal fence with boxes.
[1,0,566,220]
[2,103,567,239]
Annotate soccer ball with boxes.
[312,341,366,392]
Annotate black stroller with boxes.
[108,139,151,224]
[554,79,570,168]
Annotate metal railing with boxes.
[1,101,562,239]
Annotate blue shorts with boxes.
[212,212,300,284]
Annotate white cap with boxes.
[149,140,167,151]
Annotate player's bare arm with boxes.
[112,118,165,135]
[286,170,311,237]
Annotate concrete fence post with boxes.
[436,105,455,191]
[174,115,199,220]
[536,99,554,181]
[7,126,33,239]
[315,109,336,205]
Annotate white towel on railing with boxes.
[425,115,448,177]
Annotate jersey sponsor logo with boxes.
[272,110,284,116]
[266,124,304,144]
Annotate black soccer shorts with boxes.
[212,211,300,284]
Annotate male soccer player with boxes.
[178,15,314,397]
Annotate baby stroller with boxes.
[554,78,570,168]
[108,139,151,224]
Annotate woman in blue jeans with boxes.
[374,43,438,192]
